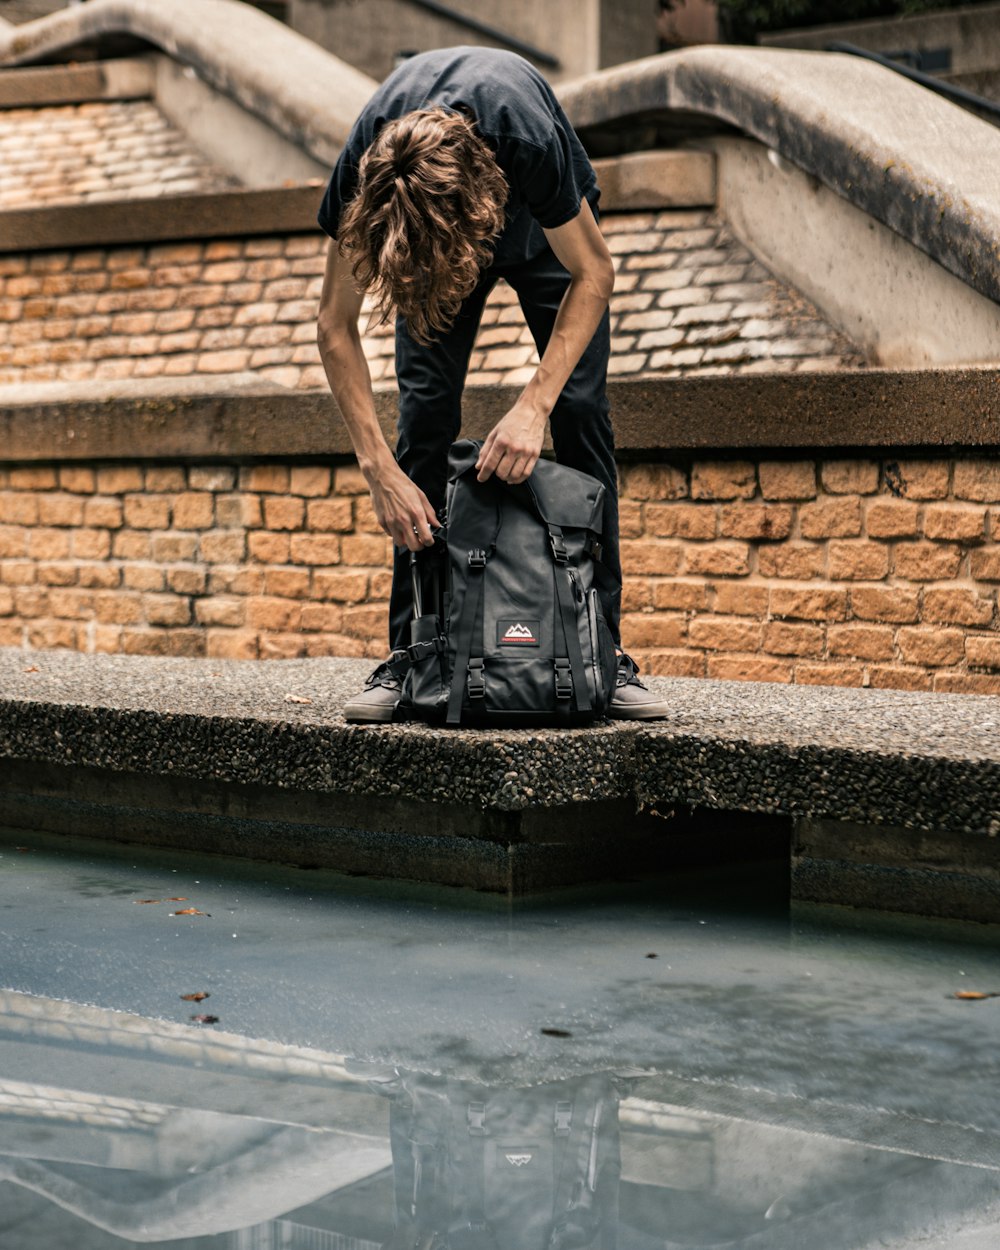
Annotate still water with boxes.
[0,826,998,1249]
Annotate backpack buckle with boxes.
[467,1101,486,1135]
[467,657,485,699]
[406,637,444,664]
[548,530,568,564]
[554,658,573,700]
[468,548,487,568]
[554,1101,573,1136]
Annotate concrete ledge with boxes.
[1,649,998,915]
[592,150,715,210]
[0,184,325,254]
[3,370,1000,462]
[0,56,154,107]
[558,46,1000,309]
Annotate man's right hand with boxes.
[367,460,440,552]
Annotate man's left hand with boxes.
[476,400,547,485]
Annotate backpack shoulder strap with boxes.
[547,524,592,717]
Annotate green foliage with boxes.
[717,0,997,40]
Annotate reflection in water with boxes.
[0,992,995,1249]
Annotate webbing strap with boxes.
[549,525,592,716]
[446,551,487,726]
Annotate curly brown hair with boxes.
[337,107,508,345]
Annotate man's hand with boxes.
[368,458,440,552]
[476,398,547,485]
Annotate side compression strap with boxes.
[548,525,592,716]
[446,549,487,727]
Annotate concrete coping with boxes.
[3,369,1000,462]
[1,649,997,839]
[557,45,1000,309]
[0,0,377,166]
[0,56,155,107]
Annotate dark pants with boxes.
[388,241,621,651]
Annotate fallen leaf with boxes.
[284,693,313,705]
[952,990,1000,1000]
[190,1014,219,1024]
[134,899,161,905]
[172,908,211,917]
[180,991,210,1002]
[23,666,39,673]
[166,897,187,902]
[541,1028,572,1038]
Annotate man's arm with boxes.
[475,200,614,485]
[316,241,439,552]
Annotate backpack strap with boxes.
[446,548,488,727]
[547,524,592,717]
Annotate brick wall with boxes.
[0,210,864,389]
[1,452,999,693]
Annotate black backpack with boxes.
[401,441,618,727]
[380,1074,622,1250]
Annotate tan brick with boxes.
[683,542,751,577]
[711,583,768,616]
[37,562,78,587]
[306,498,355,532]
[828,542,889,581]
[865,500,920,539]
[758,461,816,501]
[258,633,306,659]
[884,459,949,500]
[621,463,688,501]
[619,614,687,649]
[690,460,755,501]
[954,459,1000,502]
[82,496,124,528]
[644,502,716,539]
[300,603,345,632]
[78,564,121,589]
[26,621,76,650]
[9,467,57,490]
[59,467,95,493]
[93,590,143,624]
[208,567,264,595]
[206,629,259,660]
[248,531,290,563]
[247,597,302,630]
[37,493,85,527]
[970,547,1000,581]
[143,594,192,626]
[768,586,847,621]
[893,542,962,581]
[795,662,865,688]
[13,586,50,617]
[923,504,987,543]
[1,560,35,585]
[124,564,166,591]
[867,666,932,691]
[821,460,879,494]
[172,492,215,529]
[47,589,95,619]
[718,503,793,540]
[192,596,245,627]
[933,672,1000,695]
[71,528,111,560]
[922,587,995,626]
[622,580,652,611]
[121,628,205,658]
[241,465,290,493]
[189,466,237,492]
[264,496,305,531]
[95,466,143,494]
[966,636,1000,670]
[264,568,311,598]
[761,620,824,657]
[313,569,369,602]
[850,586,920,623]
[0,621,22,646]
[706,655,792,683]
[0,494,38,524]
[341,603,389,640]
[799,497,862,540]
[123,494,171,530]
[827,624,895,660]
[652,580,710,611]
[688,615,760,651]
[290,533,341,565]
[216,493,262,528]
[634,649,706,678]
[354,496,386,534]
[618,500,642,539]
[287,466,332,497]
[0,586,13,616]
[333,464,369,495]
[165,566,205,595]
[620,540,684,576]
[27,528,69,560]
[896,626,965,667]
[201,530,247,563]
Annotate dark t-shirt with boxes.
[317,47,599,268]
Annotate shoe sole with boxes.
[343,703,399,724]
[608,704,670,721]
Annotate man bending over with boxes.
[316,47,667,722]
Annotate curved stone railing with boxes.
[558,46,1000,309]
[0,0,376,165]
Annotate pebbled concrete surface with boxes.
[1,647,998,832]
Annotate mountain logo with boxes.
[497,618,540,647]
[505,1153,533,1167]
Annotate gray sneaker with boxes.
[609,653,669,720]
[343,651,409,724]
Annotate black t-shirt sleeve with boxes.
[317,147,361,240]
[510,119,586,231]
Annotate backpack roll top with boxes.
[401,440,619,728]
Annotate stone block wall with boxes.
[1,451,999,693]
